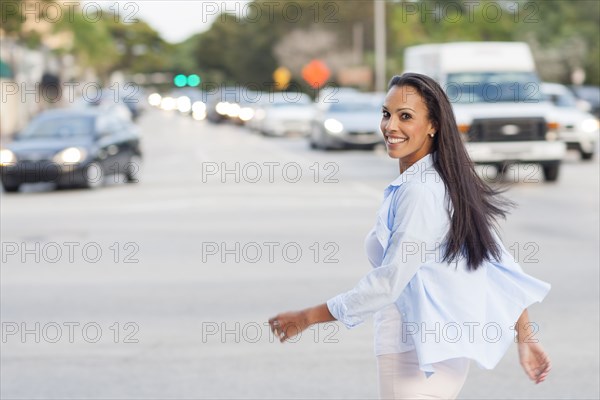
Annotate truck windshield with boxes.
[446,72,543,104]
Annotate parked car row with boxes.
[155,81,597,165]
[1,90,143,193]
[141,65,598,186]
[148,86,387,150]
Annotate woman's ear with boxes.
[428,119,438,135]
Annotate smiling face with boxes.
[381,85,437,172]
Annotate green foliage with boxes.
[515,0,600,84]
[388,0,599,84]
[9,0,594,85]
[0,0,24,36]
[103,15,174,75]
[52,7,118,78]
[47,4,173,80]
[189,0,374,89]
[183,0,599,86]
[1,0,49,47]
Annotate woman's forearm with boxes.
[515,309,532,343]
[305,303,337,325]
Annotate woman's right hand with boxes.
[517,341,551,384]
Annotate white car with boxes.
[541,82,599,160]
[251,92,315,137]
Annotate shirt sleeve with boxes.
[327,183,446,329]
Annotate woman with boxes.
[268,73,551,399]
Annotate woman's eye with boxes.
[382,110,390,118]
[401,113,412,120]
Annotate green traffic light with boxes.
[187,74,201,87]
[174,74,187,87]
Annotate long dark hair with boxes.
[388,73,514,270]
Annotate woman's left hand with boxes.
[268,310,310,343]
[518,341,551,384]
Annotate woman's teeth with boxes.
[387,137,407,144]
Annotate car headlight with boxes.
[226,103,241,118]
[177,96,192,113]
[160,97,176,111]
[581,118,600,133]
[53,147,87,164]
[192,110,206,121]
[545,131,559,141]
[239,107,254,122]
[148,93,162,107]
[0,149,16,166]
[192,101,206,114]
[215,102,229,115]
[324,118,344,134]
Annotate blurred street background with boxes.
[1,1,599,399]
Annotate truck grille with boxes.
[467,117,547,142]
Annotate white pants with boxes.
[377,350,470,400]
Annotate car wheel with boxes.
[542,162,560,182]
[494,163,511,181]
[580,149,594,160]
[126,155,142,183]
[2,180,20,193]
[81,162,104,189]
[310,125,327,150]
[309,127,320,149]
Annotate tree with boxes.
[104,15,174,75]
[52,6,118,80]
[388,0,600,85]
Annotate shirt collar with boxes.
[385,152,436,192]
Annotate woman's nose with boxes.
[383,116,398,133]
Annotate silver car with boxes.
[309,92,385,150]
[542,82,599,160]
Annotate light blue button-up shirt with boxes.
[327,152,551,376]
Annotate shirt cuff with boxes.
[327,293,364,330]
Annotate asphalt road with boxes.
[1,109,598,399]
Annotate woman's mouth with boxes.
[386,136,407,145]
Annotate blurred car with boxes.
[171,88,207,120]
[206,86,243,124]
[569,85,600,118]
[542,82,599,160]
[73,90,134,122]
[227,90,264,126]
[120,86,146,121]
[0,108,142,192]
[250,92,315,136]
[309,92,385,150]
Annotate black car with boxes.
[0,108,142,192]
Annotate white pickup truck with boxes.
[404,42,566,182]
